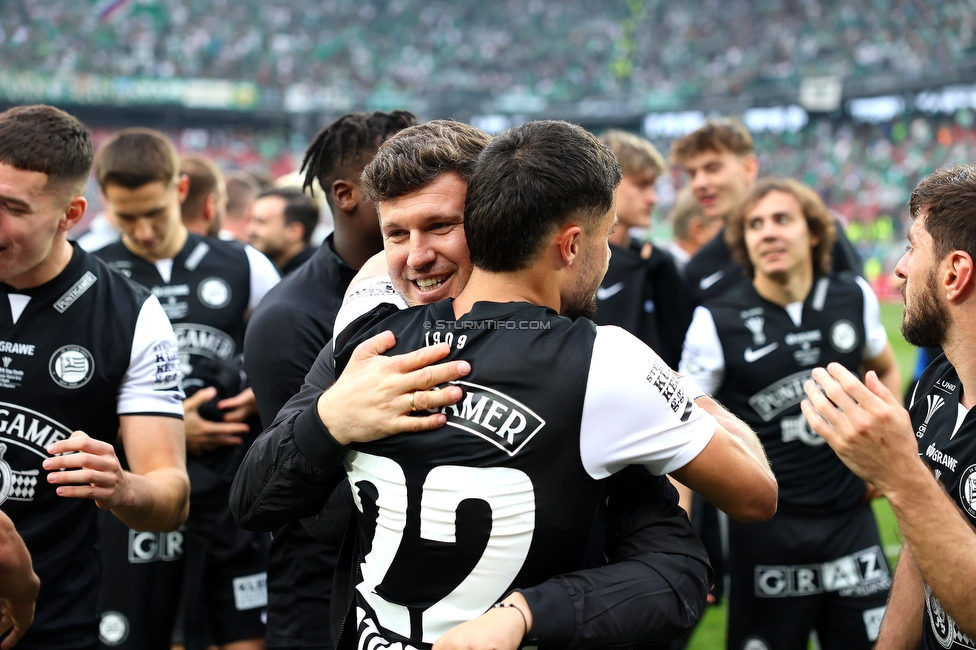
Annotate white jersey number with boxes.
[346,451,535,643]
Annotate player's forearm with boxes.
[111,467,189,532]
[875,547,924,650]
[688,395,777,521]
[0,515,39,603]
[884,464,976,637]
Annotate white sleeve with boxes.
[117,296,185,417]
[245,245,281,314]
[333,275,408,339]
[678,306,726,395]
[579,326,717,479]
[855,276,888,360]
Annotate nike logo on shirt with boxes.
[699,270,725,290]
[744,343,779,363]
[596,282,625,300]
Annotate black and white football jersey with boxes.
[97,233,278,393]
[97,234,278,489]
[910,355,976,650]
[680,273,888,511]
[332,298,715,649]
[0,244,183,646]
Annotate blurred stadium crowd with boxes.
[9,0,976,287]
[5,0,975,102]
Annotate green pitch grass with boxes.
[685,301,911,649]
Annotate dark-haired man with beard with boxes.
[235,120,777,650]
[803,165,976,648]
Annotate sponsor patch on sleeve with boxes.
[152,340,181,391]
[646,361,692,421]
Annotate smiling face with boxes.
[682,148,756,220]
[744,190,818,285]
[379,172,472,307]
[104,179,188,262]
[0,163,82,289]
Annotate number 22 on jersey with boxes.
[346,451,535,643]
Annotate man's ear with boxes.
[331,179,360,213]
[742,153,759,184]
[944,251,975,302]
[557,225,584,266]
[176,174,190,205]
[284,220,305,245]
[203,192,218,220]
[60,195,87,232]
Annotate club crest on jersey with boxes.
[0,444,39,505]
[99,611,129,647]
[197,277,232,309]
[959,465,976,519]
[829,320,858,353]
[49,345,94,389]
[436,381,545,456]
[917,394,947,439]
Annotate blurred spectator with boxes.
[3,1,973,106]
[180,155,226,237]
[665,185,723,273]
[245,187,319,275]
[223,171,262,242]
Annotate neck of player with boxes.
[752,264,814,308]
[943,330,976,410]
[452,266,561,318]
[333,215,384,270]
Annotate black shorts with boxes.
[726,503,891,650]
[180,487,270,648]
[97,485,268,649]
[97,510,186,650]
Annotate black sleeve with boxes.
[244,303,328,430]
[647,247,694,369]
[830,220,864,277]
[520,467,711,649]
[230,340,347,531]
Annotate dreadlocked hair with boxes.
[300,110,417,207]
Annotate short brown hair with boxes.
[95,128,179,190]
[669,118,754,165]
[598,129,666,177]
[726,178,836,278]
[180,155,224,221]
[909,164,976,261]
[669,186,705,240]
[360,120,492,203]
[0,104,92,196]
